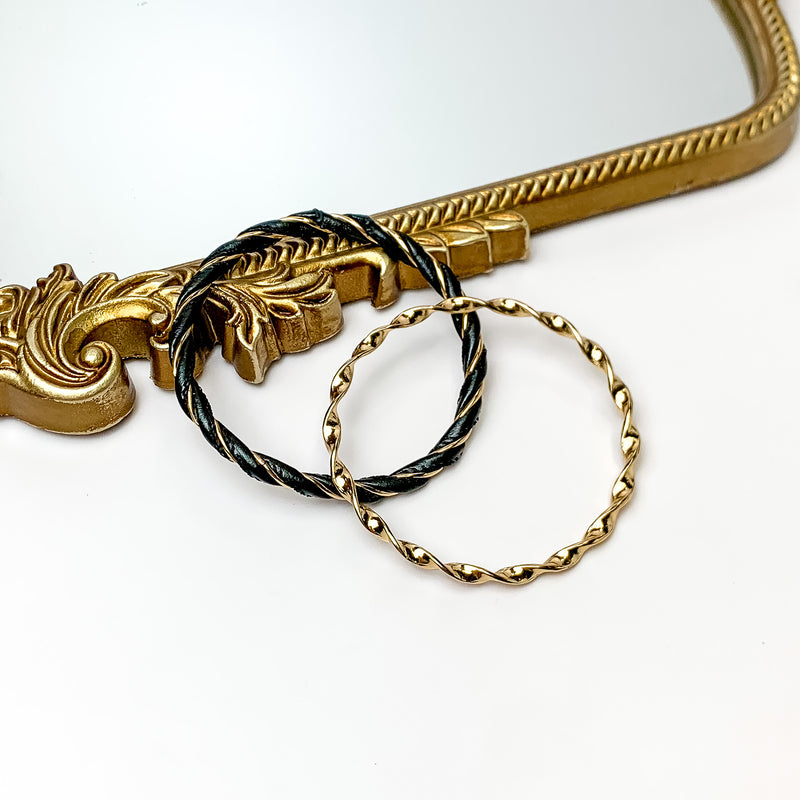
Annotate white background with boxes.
[1,1,798,798]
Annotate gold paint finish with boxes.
[323,296,640,586]
[0,0,796,434]
[0,214,528,433]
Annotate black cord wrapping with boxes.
[169,210,487,503]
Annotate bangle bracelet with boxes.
[169,210,487,502]
[323,296,640,585]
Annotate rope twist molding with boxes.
[0,0,795,434]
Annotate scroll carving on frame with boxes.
[0,0,796,434]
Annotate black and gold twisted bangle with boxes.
[168,210,487,503]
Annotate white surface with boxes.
[0,1,798,798]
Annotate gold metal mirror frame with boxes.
[0,0,796,434]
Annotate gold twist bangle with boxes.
[322,296,641,586]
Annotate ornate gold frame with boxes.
[1,0,797,434]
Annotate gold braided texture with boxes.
[323,296,640,586]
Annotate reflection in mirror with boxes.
[355,0,756,207]
[0,0,756,279]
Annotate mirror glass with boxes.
[0,0,753,280]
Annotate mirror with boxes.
[3,0,785,434]
[0,0,755,283]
